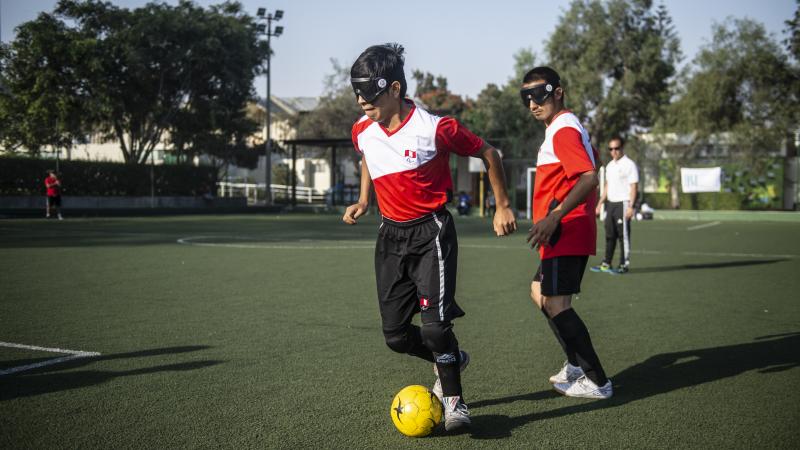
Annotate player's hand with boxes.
[595,204,602,216]
[342,202,368,225]
[493,206,517,236]
[526,214,560,248]
[625,207,634,220]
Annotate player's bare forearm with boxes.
[479,144,517,236]
[626,182,638,219]
[599,180,607,204]
[357,156,372,205]
[551,170,599,221]
[595,180,607,215]
[343,155,372,225]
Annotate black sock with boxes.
[406,325,435,362]
[540,308,579,366]
[435,350,463,398]
[551,308,608,386]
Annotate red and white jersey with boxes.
[352,102,484,222]
[45,175,60,196]
[533,110,599,259]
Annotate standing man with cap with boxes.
[592,136,638,274]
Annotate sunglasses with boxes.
[608,147,622,151]
[519,83,558,107]
[351,77,389,103]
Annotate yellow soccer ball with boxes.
[390,385,443,437]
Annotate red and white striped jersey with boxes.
[352,102,484,222]
[533,110,599,259]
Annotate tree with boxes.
[161,2,266,168]
[0,13,92,158]
[786,0,800,61]
[294,59,362,140]
[291,59,362,178]
[461,48,543,159]
[546,0,681,146]
[1,0,267,165]
[657,18,797,207]
[411,70,466,118]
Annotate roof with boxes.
[257,96,320,117]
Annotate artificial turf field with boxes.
[1,213,799,449]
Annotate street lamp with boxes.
[256,7,284,205]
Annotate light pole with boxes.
[256,8,284,205]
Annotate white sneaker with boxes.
[432,350,470,403]
[554,375,613,399]
[549,361,584,384]
[57,214,63,220]
[442,396,471,431]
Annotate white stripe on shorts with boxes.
[431,212,446,321]
[622,200,631,265]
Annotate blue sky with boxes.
[1,0,796,99]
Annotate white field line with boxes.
[0,341,101,376]
[687,221,722,231]
[176,236,799,259]
[176,236,374,250]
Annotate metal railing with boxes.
[216,182,327,205]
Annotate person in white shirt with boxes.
[591,136,638,274]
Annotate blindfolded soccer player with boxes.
[522,66,613,399]
[343,43,517,432]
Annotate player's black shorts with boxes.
[534,255,589,296]
[47,195,61,207]
[375,208,465,333]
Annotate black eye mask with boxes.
[520,83,557,107]
[351,77,389,103]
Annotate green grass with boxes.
[1,214,799,449]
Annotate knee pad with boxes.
[384,327,413,354]
[420,321,457,355]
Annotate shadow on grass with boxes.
[467,332,800,440]
[0,345,222,401]
[626,258,788,274]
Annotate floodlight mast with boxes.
[256,8,284,205]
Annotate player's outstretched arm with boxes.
[478,144,517,237]
[343,155,372,225]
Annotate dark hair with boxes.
[522,66,561,87]
[609,135,625,147]
[351,43,407,98]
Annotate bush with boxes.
[643,192,743,210]
[0,156,218,196]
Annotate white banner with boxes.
[681,167,721,193]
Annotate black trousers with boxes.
[603,201,631,267]
[375,209,464,337]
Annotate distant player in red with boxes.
[343,43,516,431]
[44,170,63,220]
[522,66,612,399]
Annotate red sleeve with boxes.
[351,124,361,154]
[351,118,371,154]
[435,117,485,156]
[553,127,595,178]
